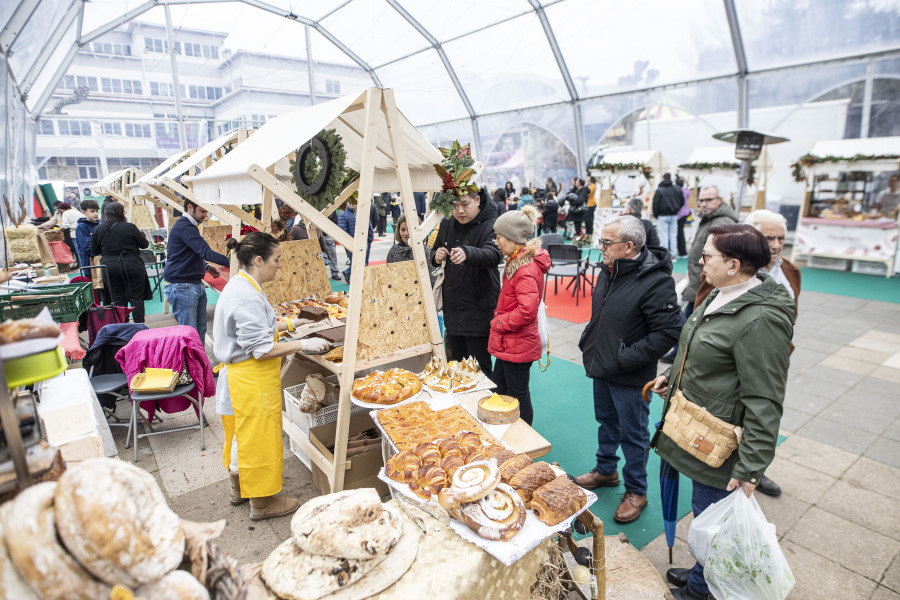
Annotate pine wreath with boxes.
[290,128,347,211]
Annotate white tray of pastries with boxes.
[349,368,425,410]
[418,357,495,394]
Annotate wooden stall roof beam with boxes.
[218,204,267,233]
[382,88,445,360]
[247,166,354,250]
[332,87,383,494]
[156,177,243,228]
[261,165,275,233]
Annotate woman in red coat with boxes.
[488,208,551,425]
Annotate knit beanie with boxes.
[494,209,535,244]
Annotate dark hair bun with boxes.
[225,237,240,250]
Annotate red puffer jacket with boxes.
[489,238,551,363]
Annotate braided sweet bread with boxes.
[437,460,500,510]
[460,483,527,541]
[351,368,422,405]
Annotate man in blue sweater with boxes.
[164,200,230,343]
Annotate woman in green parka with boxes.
[648,224,795,600]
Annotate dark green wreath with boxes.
[290,128,347,211]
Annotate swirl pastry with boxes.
[437,460,500,510]
[439,455,464,478]
[455,431,483,452]
[485,444,516,467]
[437,438,463,458]
[499,454,534,484]
[384,451,422,483]
[408,465,447,500]
[509,461,557,504]
[462,448,488,464]
[461,483,527,541]
[530,475,587,526]
[413,442,442,466]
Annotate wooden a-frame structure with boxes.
[185,87,445,492]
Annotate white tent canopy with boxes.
[185,91,442,206]
[806,137,900,172]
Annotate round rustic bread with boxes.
[1,482,111,600]
[262,537,386,600]
[54,458,185,588]
[0,515,41,600]
[135,570,210,600]
[290,489,401,560]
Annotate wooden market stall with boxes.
[792,137,900,276]
[677,145,774,212]
[183,88,446,493]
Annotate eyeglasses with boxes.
[700,252,723,262]
[599,239,628,248]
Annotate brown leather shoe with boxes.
[613,491,648,523]
[573,469,620,489]
[250,495,301,521]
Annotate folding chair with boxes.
[83,323,148,427]
[140,248,165,302]
[544,244,588,306]
[126,383,205,462]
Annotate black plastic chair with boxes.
[540,233,565,247]
[140,248,165,302]
[544,244,588,306]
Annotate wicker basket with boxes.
[661,390,741,468]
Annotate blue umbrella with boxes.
[660,458,680,564]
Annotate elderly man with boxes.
[661,185,737,363]
[575,216,683,523]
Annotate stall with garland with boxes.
[791,137,900,276]
[677,145,774,213]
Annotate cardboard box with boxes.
[308,411,387,496]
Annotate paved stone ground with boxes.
[106,236,900,598]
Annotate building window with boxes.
[124,123,151,138]
[58,120,91,136]
[38,120,54,135]
[326,79,340,95]
[102,122,122,136]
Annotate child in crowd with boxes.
[75,200,100,275]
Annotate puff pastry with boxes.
[384,451,422,483]
[530,475,587,526]
[437,460,500,510]
[499,454,534,484]
[460,483,527,541]
[484,444,516,467]
[509,461,557,504]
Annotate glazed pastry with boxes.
[413,442,442,466]
[460,483,527,541]
[462,448,487,464]
[484,444,516,467]
[384,451,422,483]
[439,455,464,478]
[437,438,463,458]
[455,431,482,452]
[530,475,588,526]
[509,461,557,504]
[499,454,534,484]
[408,465,447,500]
[437,460,500,510]
[352,368,422,405]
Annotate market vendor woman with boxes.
[214,232,329,520]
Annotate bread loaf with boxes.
[1,482,111,600]
[54,458,185,588]
[135,570,210,600]
[0,518,41,600]
[290,490,402,560]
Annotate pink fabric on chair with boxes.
[115,325,215,422]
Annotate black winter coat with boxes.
[541,198,559,225]
[431,197,502,337]
[652,181,684,217]
[579,245,683,387]
[641,218,660,247]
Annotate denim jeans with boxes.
[592,379,650,495]
[165,281,208,342]
[687,480,732,595]
[322,235,340,277]
[343,244,372,279]
[657,215,678,256]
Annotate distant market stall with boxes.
[677,145,774,212]
[588,149,670,239]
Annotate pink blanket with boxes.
[115,325,214,421]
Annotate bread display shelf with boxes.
[377,467,596,566]
[295,343,433,377]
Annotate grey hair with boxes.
[700,185,720,198]
[626,198,644,216]
[744,209,786,233]
[606,215,646,250]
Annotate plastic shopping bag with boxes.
[537,301,550,371]
[690,491,795,600]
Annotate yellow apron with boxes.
[220,272,283,499]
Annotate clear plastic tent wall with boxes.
[3,0,900,210]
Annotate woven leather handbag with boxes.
[660,346,742,468]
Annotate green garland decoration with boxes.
[798,153,900,166]
[790,162,806,183]
[677,161,739,171]
[587,161,653,179]
[431,141,479,218]
[289,128,348,211]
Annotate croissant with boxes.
[437,438,463,458]
[530,475,587,526]
[461,483,527,541]
[437,460,500,510]
[509,462,557,504]
[414,442,442,466]
[499,454,533,484]
[455,431,482,451]
[439,455,464,478]
[408,465,447,500]
[384,451,422,483]
[462,448,488,465]
[484,445,516,466]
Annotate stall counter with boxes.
[793,217,899,276]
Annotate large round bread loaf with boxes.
[261,538,385,600]
[0,516,41,600]
[290,489,401,559]
[135,570,210,600]
[54,458,185,587]
[0,482,111,600]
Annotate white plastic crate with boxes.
[807,256,849,271]
[284,375,367,435]
[851,260,888,276]
[289,437,311,470]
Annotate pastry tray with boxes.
[377,467,596,566]
[420,373,496,395]
[350,388,426,411]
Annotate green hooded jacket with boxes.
[650,273,795,490]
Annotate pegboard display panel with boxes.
[200,224,232,258]
[357,261,430,360]
[263,239,331,305]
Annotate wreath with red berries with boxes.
[432,141,479,218]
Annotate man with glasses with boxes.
[661,186,737,363]
[575,216,682,523]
